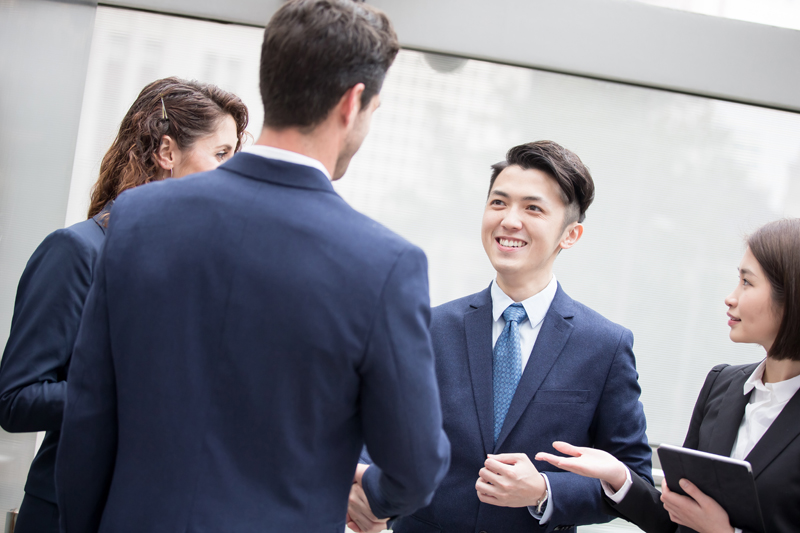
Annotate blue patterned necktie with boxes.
[493,303,528,444]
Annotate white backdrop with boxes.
[70,4,800,456]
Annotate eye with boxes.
[526,204,543,212]
[215,150,230,161]
[489,199,505,207]
[742,278,750,286]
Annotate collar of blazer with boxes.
[219,152,337,194]
[464,282,576,454]
[706,362,800,478]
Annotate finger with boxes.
[478,468,503,485]
[551,441,584,457]
[476,475,501,497]
[678,479,708,503]
[488,452,527,464]
[353,463,369,484]
[346,518,363,533]
[534,452,563,467]
[484,457,514,475]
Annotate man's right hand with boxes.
[346,465,389,533]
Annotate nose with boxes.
[501,208,523,230]
[724,291,737,308]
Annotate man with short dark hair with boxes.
[55,1,450,531]
[350,141,651,533]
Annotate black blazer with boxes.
[0,213,106,504]
[611,362,800,533]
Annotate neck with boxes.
[255,124,341,178]
[496,269,553,302]
[763,356,800,383]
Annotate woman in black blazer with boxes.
[537,218,800,533]
[0,77,247,533]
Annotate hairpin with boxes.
[161,96,169,120]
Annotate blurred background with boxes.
[1,1,799,530]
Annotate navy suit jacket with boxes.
[611,363,800,533]
[0,214,106,504]
[392,284,652,533]
[55,153,450,533]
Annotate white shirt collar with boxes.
[243,145,332,181]
[491,275,558,328]
[743,359,800,403]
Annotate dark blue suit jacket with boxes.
[55,153,450,533]
[393,284,652,533]
[0,214,106,505]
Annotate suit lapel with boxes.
[746,386,800,478]
[494,285,575,452]
[705,367,752,456]
[464,288,495,457]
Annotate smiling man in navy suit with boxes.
[55,1,450,532]
[350,141,652,533]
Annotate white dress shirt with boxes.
[490,276,558,525]
[605,359,800,533]
[730,359,800,460]
[243,144,331,180]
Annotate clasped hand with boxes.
[346,464,388,533]
[476,453,547,508]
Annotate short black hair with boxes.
[489,141,595,225]
[260,0,399,130]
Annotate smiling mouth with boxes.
[497,237,527,248]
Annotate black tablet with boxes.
[657,444,765,533]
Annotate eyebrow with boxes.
[738,267,756,276]
[490,190,546,202]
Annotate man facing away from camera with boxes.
[55,1,450,531]
[348,141,652,533]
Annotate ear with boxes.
[154,135,179,171]
[337,83,366,129]
[559,222,584,250]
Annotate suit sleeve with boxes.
[544,328,653,529]
[358,246,451,519]
[55,243,118,533]
[0,230,95,432]
[607,365,728,532]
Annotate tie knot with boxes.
[503,303,527,324]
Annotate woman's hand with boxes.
[661,478,734,533]
[534,441,628,492]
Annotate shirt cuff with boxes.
[601,465,633,504]
[527,473,553,524]
[734,529,742,533]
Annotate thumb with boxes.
[678,478,703,500]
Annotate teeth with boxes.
[499,238,525,248]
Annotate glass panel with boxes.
[630,0,800,31]
[70,12,800,530]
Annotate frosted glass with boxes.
[71,5,800,463]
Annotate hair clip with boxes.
[160,96,169,120]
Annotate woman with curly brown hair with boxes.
[0,77,248,533]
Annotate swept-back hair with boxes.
[490,140,595,226]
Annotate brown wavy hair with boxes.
[87,77,249,218]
